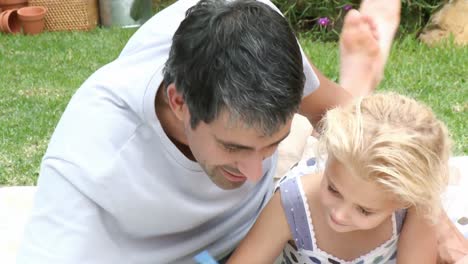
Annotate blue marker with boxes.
[194,250,219,264]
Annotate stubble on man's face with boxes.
[199,162,246,190]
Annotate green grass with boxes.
[0,28,466,186]
[0,28,137,185]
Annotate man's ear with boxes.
[166,83,186,121]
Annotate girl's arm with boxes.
[227,191,292,264]
[396,207,438,263]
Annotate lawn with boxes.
[0,28,466,186]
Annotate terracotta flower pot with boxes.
[0,0,27,11]
[0,9,21,34]
[18,6,47,35]
[0,11,4,32]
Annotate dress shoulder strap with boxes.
[395,209,408,234]
[279,174,314,251]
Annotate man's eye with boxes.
[224,145,239,153]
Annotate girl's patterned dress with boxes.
[277,158,407,264]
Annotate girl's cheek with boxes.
[321,192,336,209]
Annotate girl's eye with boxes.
[358,207,373,216]
[327,184,339,195]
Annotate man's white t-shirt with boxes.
[17,0,319,263]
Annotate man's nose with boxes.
[237,152,264,182]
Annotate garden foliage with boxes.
[271,0,445,41]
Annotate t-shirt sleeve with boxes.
[300,48,320,97]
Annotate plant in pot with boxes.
[17,6,47,35]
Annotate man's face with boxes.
[184,110,292,190]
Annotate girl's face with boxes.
[319,157,404,233]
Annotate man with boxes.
[17,0,401,263]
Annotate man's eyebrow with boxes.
[215,131,291,150]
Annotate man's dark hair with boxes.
[163,0,304,135]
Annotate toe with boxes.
[343,9,362,28]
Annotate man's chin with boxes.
[216,180,246,190]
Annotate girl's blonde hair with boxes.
[319,92,451,220]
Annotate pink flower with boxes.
[317,17,330,26]
[343,4,352,11]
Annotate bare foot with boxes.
[339,0,401,97]
[360,0,401,66]
[339,9,380,97]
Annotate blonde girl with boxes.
[228,92,451,264]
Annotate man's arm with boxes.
[397,207,438,263]
[436,212,468,264]
[299,63,351,128]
